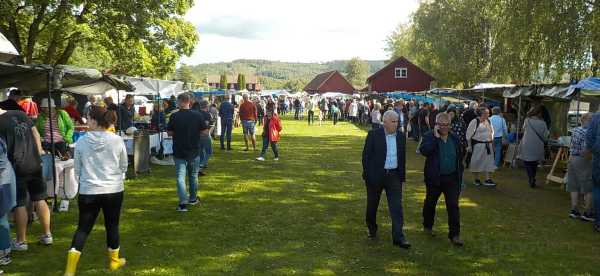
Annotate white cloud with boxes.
[181,0,420,64]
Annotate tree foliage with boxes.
[345,57,370,87]
[386,0,600,87]
[0,0,199,78]
[237,73,246,91]
[219,74,228,90]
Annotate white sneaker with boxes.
[40,234,53,245]
[273,158,279,161]
[256,156,265,161]
[11,240,28,251]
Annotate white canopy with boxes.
[0,32,19,62]
[123,77,185,98]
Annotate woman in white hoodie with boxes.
[64,106,128,276]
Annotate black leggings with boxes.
[524,161,539,185]
[71,192,123,251]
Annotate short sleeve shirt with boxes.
[167,109,207,160]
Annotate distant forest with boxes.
[182,59,386,90]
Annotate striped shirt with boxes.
[44,115,64,143]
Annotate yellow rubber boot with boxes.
[64,248,81,276]
[108,248,126,271]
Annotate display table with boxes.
[545,136,571,186]
[123,132,172,155]
[43,158,78,212]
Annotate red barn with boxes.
[367,56,435,92]
[304,71,355,94]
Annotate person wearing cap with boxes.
[36,98,74,156]
[0,89,25,112]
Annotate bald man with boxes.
[361,110,409,249]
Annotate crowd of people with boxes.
[0,88,599,274]
[360,97,600,249]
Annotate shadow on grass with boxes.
[5,118,600,275]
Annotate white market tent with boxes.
[123,77,185,98]
[0,61,134,211]
[0,32,19,62]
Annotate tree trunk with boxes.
[55,34,79,65]
[25,3,49,63]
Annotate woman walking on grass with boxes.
[518,106,549,188]
[64,106,128,276]
[256,104,282,162]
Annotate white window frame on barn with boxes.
[394,67,408,79]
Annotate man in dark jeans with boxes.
[419,113,464,246]
[219,95,234,150]
[361,110,409,249]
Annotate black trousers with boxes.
[307,110,314,125]
[71,192,123,251]
[365,171,405,242]
[524,161,539,185]
[422,173,460,239]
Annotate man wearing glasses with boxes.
[418,112,465,246]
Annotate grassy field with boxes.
[6,116,600,275]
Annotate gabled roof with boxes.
[367,56,435,82]
[303,71,338,91]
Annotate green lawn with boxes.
[7,116,600,275]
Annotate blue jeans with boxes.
[260,136,279,158]
[0,214,10,255]
[175,157,200,204]
[593,183,600,227]
[198,135,212,167]
[493,137,503,167]
[220,118,233,148]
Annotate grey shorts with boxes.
[242,120,256,135]
[567,156,593,193]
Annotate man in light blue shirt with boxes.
[489,107,508,167]
[361,110,409,248]
[384,132,397,169]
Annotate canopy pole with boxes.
[47,69,59,213]
[512,95,522,168]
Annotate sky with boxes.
[181,0,420,65]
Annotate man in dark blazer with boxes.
[418,112,464,246]
[362,110,410,249]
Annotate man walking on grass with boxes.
[239,94,258,151]
[419,112,464,246]
[219,95,234,150]
[167,93,208,212]
[361,110,410,249]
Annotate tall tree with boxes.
[237,73,246,91]
[0,0,199,78]
[219,74,228,90]
[345,57,370,87]
[176,64,196,85]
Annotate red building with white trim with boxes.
[367,56,435,92]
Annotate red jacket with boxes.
[263,115,282,142]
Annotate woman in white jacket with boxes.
[64,106,128,276]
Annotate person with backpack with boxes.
[63,105,128,275]
[518,106,549,188]
[465,106,497,187]
[0,107,52,251]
